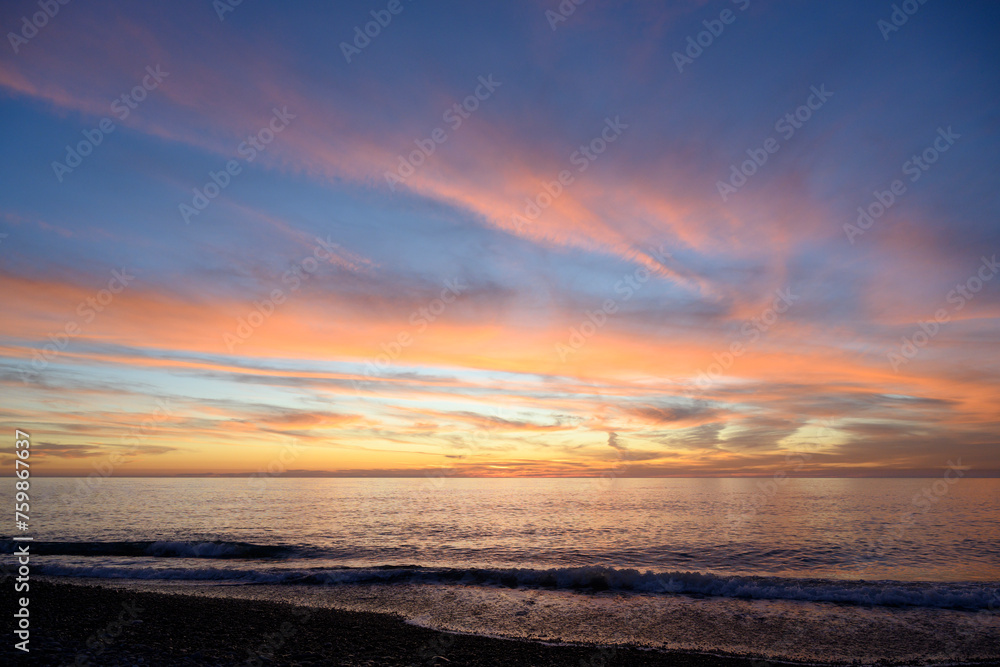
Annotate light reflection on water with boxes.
[19,477,1000,581]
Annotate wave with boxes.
[33,561,1000,611]
[1,539,295,559]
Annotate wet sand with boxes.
[5,581,1000,666]
[0,580,795,666]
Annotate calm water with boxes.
[7,477,1000,662]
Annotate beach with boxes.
[5,1,1000,665]
[1,580,817,667]
[6,478,999,665]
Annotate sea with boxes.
[6,477,999,664]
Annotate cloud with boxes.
[625,403,720,426]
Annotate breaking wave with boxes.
[32,560,999,611]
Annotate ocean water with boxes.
[7,477,1000,663]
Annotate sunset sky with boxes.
[1,0,998,477]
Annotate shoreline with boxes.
[5,580,1000,666]
[0,580,899,667]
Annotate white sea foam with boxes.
[34,562,999,611]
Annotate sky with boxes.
[0,0,998,477]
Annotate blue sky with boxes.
[1,0,998,476]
